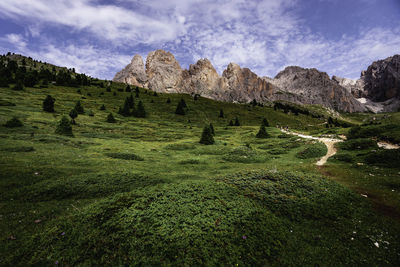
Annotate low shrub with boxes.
[105,152,144,161]
[295,143,327,159]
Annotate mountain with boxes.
[113,50,398,113]
[331,55,400,112]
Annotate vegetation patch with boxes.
[178,159,201,164]
[165,143,196,151]
[295,142,327,159]
[105,152,144,161]
[1,146,35,152]
[339,138,378,150]
[223,146,267,163]
[364,149,400,168]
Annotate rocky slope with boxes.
[269,67,366,112]
[113,50,399,113]
[361,55,400,102]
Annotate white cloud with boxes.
[0,0,187,45]
[0,0,399,81]
[2,34,27,49]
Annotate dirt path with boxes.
[280,129,343,166]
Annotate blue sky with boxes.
[0,0,399,80]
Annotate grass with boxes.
[1,70,400,266]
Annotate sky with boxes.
[0,0,399,80]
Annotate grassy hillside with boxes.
[1,56,400,266]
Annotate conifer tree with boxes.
[55,116,73,136]
[262,118,269,127]
[135,86,139,97]
[228,120,234,126]
[12,80,24,91]
[219,109,224,118]
[234,117,240,126]
[74,101,84,114]
[128,94,134,108]
[121,97,131,117]
[69,108,78,124]
[180,98,187,108]
[107,112,116,123]
[126,85,131,92]
[106,86,111,92]
[134,100,146,118]
[43,95,55,112]
[175,101,186,115]
[153,91,158,96]
[199,125,215,145]
[100,104,106,110]
[166,97,171,103]
[209,123,215,136]
[256,124,269,138]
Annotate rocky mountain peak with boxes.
[362,54,400,102]
[145,49,183,93]
[112,54,147,87]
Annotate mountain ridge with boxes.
[113,50,400,113]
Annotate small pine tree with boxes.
[128,95,134,109]
[328,117,334,125]
[262,118,269,127]
[228,120,234,126]
[121,97,131,117]
[234,117,240,126]
[326,123,329,128]
[219,109,224,118]
[153,91,158,96]
[113,92,117,96]
[125,85,131,92]
[74,101,84,114]
[166,97,171,103]
[194,94,199,101]
[175,101,185,115]
[134,100,146,118]
[43,95,55,112]
[12,80,24,91]
[209,123,215,136]
[107,112,116,123]
[55,116,73,136]
[180,98,187,108]
[106,86,111,92]
[69,108,78,124]
[199,126,215,145]
[135,87,139,97]
[256,125,269,138]
[4,117,23,127]
[100,104,106,110]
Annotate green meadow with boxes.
[1,74,400,265]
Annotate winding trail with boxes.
[280,129,343,166]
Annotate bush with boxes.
[338,138,378,150]
[333,153,354,163]
[100,104,106,110]
[364,149,400,168]
[4,117,23,127]
[219,109,224,118]
[105,152,144,161]
[55,116,73,136]
[166,98,171,103]
[200,126,214,145]
[296,143,327,159]
[43,95,55,112]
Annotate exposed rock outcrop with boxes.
[361,55,400,102]
[270,67,366,113]
[332,76,365,98]
[222,63,276,103]
[113,55,147,87]
[145,50,184,93]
